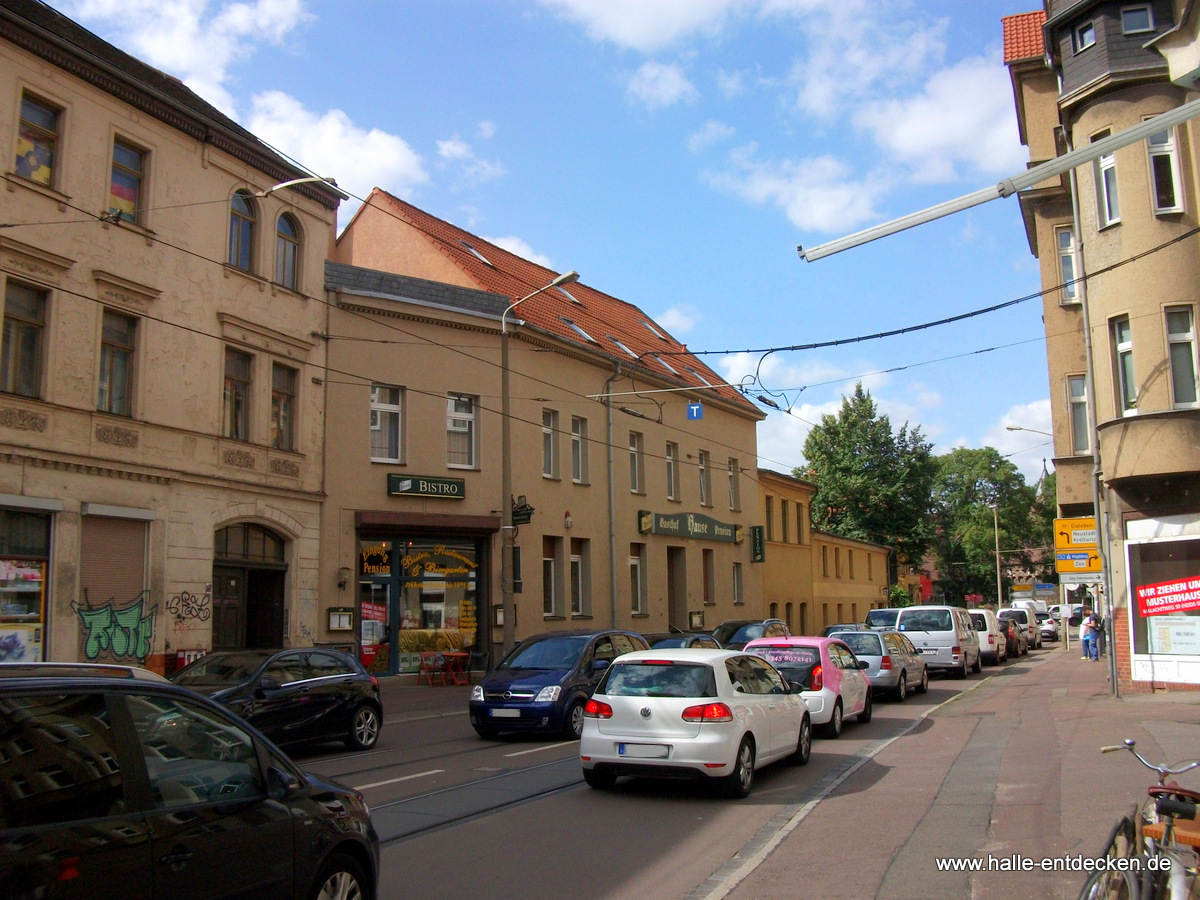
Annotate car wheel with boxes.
[345,704,381,751]
[562,700,585,740]
[821,700,843,739]
[788,714,812,766]
[583,766,616,790]
[971,654,982,674]
[916,667,929,693]
[893,672,907,703]
[722,737,755,798]
[857,690,872,723]
[309,852,368,900]
[953,657,968,679]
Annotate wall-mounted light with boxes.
[564,510,573,529]
[338,566,353,590]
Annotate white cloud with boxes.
[435,135,507,188]
[482,236,554,268]
[477,120,497,139]
[627,61,699,110]
[538,0,751,53]
[656,304,701,334]
[437,137,472,161]
[688,120,735,153]
[715,69,746,99]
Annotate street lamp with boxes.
[501,270,580,654]
[1005,425,1052,437]
[992,505,1004,607]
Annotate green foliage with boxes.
[888,584,915,607]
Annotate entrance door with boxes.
[667,546,687,631]
[213,524,288,651]
[212,566,246,651]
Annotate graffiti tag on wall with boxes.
[72,592,156,662]
[166,588,212,622]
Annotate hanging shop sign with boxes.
[387,474,465,499]
[638,510,742,544]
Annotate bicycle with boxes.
[1078,739,1200,900]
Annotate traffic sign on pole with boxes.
[1054,517,1097,551]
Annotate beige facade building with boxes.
[1005,2,1200,691]
[757,469,889,636]
[324,192,766,672]
[0,1,342,671]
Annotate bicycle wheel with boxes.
[1078,867,1138,900]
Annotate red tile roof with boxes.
[364,189,759,415]
[1003,10,1046,63]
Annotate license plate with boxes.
[489,708,520,718]
[921,648,938,655]
[618,743,669,759]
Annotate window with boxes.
[867,554,873,582]
[108,139,145,224]
[822,545,829,577]
[15,94,58,186]
[1075,20,1096,51]
[765,496,775,541]
[542,409,559,478]
[370,385,403,462]
[727,458,740,510]
[1167,306,1199,408]
[1121,5,1153,33]
[2,281,45,398]
[1113,316,1136,415]
[560,317,598,344]
[229,190,256,272]
[1093,131,1120,227]
[629,431,644,493]
[270,363,296,451]
[570,538,589,616]
[666,442,680,500]
[732,561,743,605]
[446,394,476,467]
[1056,227,1079,303]
[797,503,807,545]
[1068,375,1091,454]
[571,416,588,483]
[98,310,135,416]
[835,547,842,578]
[1147,128,1182,214]
[629,543,646,614]
[275,214,300,289]
[222,348,252,440]
[609,336,637,358]
[781,499,790,543]
[702,549,715,605]
[698,450,710,507]
[543,538,558,617]
[849,549,855,579]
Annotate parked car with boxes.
[821,623,873,636]
[894,605,982,678]
[865,608,900,629]
[969,609,1009,665]
[1001,616,1028,657]
[828,628,929,701]
[170,647,383,751]
[1037,611,1060,642]
[642,631,722,649]
[0,663,380,900]
[743,635,871,738]
[710,618,790,650]
[999,607,1042,649]
[579,648,811,798]
[469,629,649,739]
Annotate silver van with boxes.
[894,605,981,678]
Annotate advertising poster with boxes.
[0,623,43,661]
[1135,576,1200,617]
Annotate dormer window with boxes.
[1121,6,1153,34]
[560,317,598,343]
[1074,20,1096,52]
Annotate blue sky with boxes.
[52,0,1055,483]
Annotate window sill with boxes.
[543,474,560,481]
[4,172,71,209]
[572,480,590,487]
[631,612,650,618]
[101,216,156,244]
[370,458,404,465]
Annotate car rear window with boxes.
[602,663,716,698]
[865,609,898,627]
[970,613,987,629]
[752,646,819,668]
[831,632,882,656]
[897,609,952,632]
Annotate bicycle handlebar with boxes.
[1102,739,1200,782]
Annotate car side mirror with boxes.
[592,659,610,673]
[266,765,301,800]
[788,680,805,694]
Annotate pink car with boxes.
[743,636,872,738]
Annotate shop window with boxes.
[1128,531,1200,658]
[733,561,743,605]
[702,549,715,605]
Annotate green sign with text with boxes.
[638,510,742,544]
[387,474,466,499]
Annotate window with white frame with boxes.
[728,457,740,510]
[1121,5,1153,33]
[1056,226,1079,304]
[1113,316,1137,415]
[629,431,644,493]
[1093,131,1120,227]
[732,561,743,605]
[698,450,710,507]
[1147,128,1182,214]
[370,385,403,462]
[666,442,680,500]
[446,394,477,467]
[543,535,560,617]
[570,538,589,616]
[1075,20,1096,51]
[1068,375,1091,455]
[629,543,646,614]
[542,409,559,478]
[1167,306,1199,408]
[571,416,588,483]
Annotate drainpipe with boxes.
[604,365,622,629]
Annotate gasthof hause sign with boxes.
[1136,576,1200,617]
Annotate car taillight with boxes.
[988,634,995,645]
[811,664,823,691]
[584,698,613,718]
[952,646,961,656]
[879,657,893,670]
[369,675,379,689]
[681,702,733,723]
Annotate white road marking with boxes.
[354,769,444,790]
[504,741,577,758]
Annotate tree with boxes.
[796,383,935,583]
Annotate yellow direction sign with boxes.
[1056,549,1102,574]
[1054,516,1098,550]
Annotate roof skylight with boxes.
[608,336,638,358]
[643,321,667,340]
[685,367,714,387]
[557,285,581,304]
[458,240,494,267]
[560,317,599,343]
[652,354,678,374]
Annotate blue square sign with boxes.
[687,402,703,420]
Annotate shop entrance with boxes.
[212,524,287,650]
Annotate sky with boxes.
[51,0,1056,484]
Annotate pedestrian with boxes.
[1085,609,1102,661]
[1080,606,1094,661]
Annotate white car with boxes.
[579,648,812,798]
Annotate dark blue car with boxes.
[469,629,648,739]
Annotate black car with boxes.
[170,648,383,751]
[641,631,722,649]
[711,618,791,650]
[0,662,379,900]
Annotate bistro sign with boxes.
[387,474,466,499]
[638,510,742,544]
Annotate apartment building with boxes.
[1005,1,1200,691]
[0,0,342,671]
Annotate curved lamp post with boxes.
[501,271,580,654]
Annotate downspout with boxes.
[605,365,622,629]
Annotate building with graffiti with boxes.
[0,1,342,671]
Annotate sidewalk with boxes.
[721,645,1200,900]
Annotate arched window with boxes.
[229,190,256,272]
[275,213,300,289]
